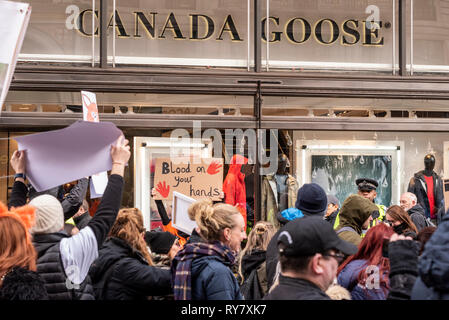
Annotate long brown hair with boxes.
[238,221,276,283]
[109,208,153,266]
[0,203,37,283]
[386,205,418,235]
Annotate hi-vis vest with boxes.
[333,203,387,234]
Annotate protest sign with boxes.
[14,121,122,192]
[171,191,197,235]
[82,90,107,198]
[153,157,223,201]
[0,1,31,113]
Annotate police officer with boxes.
[333,178,386,231]
[355,177,387,228]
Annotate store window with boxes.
[263,0,397,73]
[411,0,449,74]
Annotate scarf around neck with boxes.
[171,241,236,300]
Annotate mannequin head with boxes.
[277,154,290,175]
[424,154,435,173]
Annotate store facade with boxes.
[2,0,449,230]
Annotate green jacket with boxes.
[335,194,379,247]
[261,174,298,229]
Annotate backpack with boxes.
[240,261,267,300]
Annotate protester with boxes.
[416,226,437,255]
[171,199,246,300]
[73,199,92,230]
[324,194,340,227]
[264,217,357,300]
[337,223,394,300]
[265,183,328,291]
[335,194,379,247]
[411,214,449,299]
[400,192,428,231]
[145,230,182,267]
[385,205,418,239]
[238,221,276,300]
[9,135,130,300]
[89,208,172,300]
[0,202,48,300]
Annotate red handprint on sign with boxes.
[207,161,222,175]
[82,94,99,122]
[156,181,170,198]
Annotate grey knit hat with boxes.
[29,194,64,234]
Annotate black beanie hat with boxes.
[144,231,177,254]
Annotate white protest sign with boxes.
[171,191,197,235]
[81,90,107,198]
[0,1,31,113]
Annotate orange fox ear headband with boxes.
[0,201,36,233]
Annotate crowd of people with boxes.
[0,137,447,301]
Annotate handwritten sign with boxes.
[153,157,223,201]
[172,191,197,235]
[81,90,99,122]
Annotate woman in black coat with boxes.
[89,208,172,300]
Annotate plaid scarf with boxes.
[171,241,236,300]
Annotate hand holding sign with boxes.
[207,160,222,175]
[156,181,170,198]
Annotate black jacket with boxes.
[74,212,92,230]
[89,237,172,300]
[240,249,267,300]
[408,171,444,222]
[407,204,427,232]
[8,178,88,221]
[411,214,449,299]
[264,275,331,300]
[33,233,95,300]
[324,210,339,227]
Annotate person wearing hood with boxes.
[265,183,328,291]
[223,154,248,229]
[400,192,430,231]
[238,221,276,300]
[325,194,340,227]
[171,199,247,300]
[335,194,380,247]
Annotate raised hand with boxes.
[110,135,130,176]
[207,160,222,175]
[156,181,170,198]
[10,150,26,174]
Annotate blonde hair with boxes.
[238,221,276,283]
[188,199,240,242]
[109,208,153,266]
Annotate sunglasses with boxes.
[322,252,346,263]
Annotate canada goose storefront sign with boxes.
[71,9,386,46]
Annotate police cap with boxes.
[356,178,378,191]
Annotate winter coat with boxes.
[223,154,248,228]
[325,210,339,228]
[239,249,268,300]
[411,214,449,299]
[190,255,243,300]
[407,204,427,232]
[192,256,243,300]
[0,267,48,300]
[74,212,92,230]
[335,194,378,247]
[408,171,444,221]
[338,259,389,300]
[261,174,298,229]
[89,237,172,300]
[264,275,331,300]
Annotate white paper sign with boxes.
[171,191,197,235]
[81,90,107,197]
[81,90,99,122]
[0,1,31,113]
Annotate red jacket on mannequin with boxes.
[223,154,248,229]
